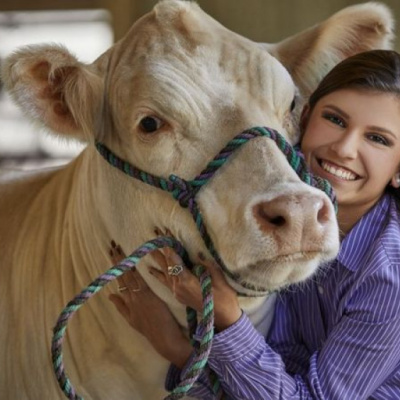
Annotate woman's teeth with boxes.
[320,160,357,181]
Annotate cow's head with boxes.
[1,0,393,295]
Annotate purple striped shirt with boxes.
[166,193,400,399]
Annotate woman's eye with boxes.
[139,116,163,133]
[322,112,346,128]
[367,133,390,146]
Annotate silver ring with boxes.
[118,285,141,293]
[167,264,184,276]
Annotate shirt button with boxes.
[318,285,324,295]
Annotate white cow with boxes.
[0,1,394,399]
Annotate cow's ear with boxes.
[1,44,104,141]
[264,3,394,97]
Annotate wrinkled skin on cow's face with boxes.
[0,1,394,399]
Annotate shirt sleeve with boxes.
[165,353,216,400]
[167,262,400,400]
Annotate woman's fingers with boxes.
[164,247,183,266]
[149,250,202,310]
[163,248,187,280]
[109,241,127,265]
[148,262,194,292]
[109,294,130,320]
[108,238,228,314]
[148,266,169,286]
[108,241,149,294]
[152,239,192,288]
[117,268,148,294]
[150,249,169,270]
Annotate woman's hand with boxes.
[150,230,242,331]
[108,241,192,368]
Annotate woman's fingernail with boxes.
[198,252,206,261]
[171,252,182,262]
[111,240,116,248]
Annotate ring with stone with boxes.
[167,264,184,276]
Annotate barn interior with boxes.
[1,0,399,170]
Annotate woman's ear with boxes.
[299,104,310,136]
[391,172,400,188]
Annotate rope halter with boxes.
[96,126,337,295]
[51,126,337,400]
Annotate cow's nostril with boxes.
[269,216,286,227]
[253,194,334,236]
[254,202,288,230]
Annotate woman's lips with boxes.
[317,159,360,181]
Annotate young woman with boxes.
[109,50,400,399]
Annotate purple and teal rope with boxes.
[51,237,223,400]
[165,265,224,399]
[96,126,337,293]
[52,237,181,399]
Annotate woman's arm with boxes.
[154,247,400,399]
[108,241,400,399]
[182,265,400,399]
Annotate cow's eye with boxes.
[139,116,163,133]
[290,98,296,112]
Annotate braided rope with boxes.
[165,265,223,399]
[52,237,189,400]
[96,126,337,294]
[52,238,223,399]
[95,127,336,210]
[186,127,336,210]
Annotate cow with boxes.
[0,1,394,399]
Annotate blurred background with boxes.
[0,0,399,170]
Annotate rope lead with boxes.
[51,237,223,399]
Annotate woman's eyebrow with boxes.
[323,105,349,119]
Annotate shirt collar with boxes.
[336,194,391,272]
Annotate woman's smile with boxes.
[316,159,359,182]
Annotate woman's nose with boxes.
[330,130,359,159]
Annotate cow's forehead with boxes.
[108,1,294,94]
[104,1,296,126]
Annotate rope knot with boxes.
[169,174,198,209]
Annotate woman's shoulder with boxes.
[339,194,400,273]
[365,194,400,267]
[377,198,400,263]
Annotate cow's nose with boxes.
[252,193,332,235]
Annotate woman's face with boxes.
[301,88,400,223]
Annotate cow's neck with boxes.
[61,147,169,282]
[56,147,193,320]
